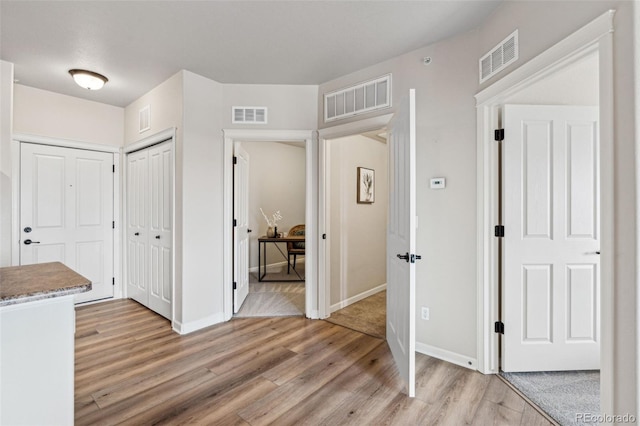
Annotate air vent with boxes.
[324,74,391,123]
[479,30,519,83]
[232,106,268,124]
[139,105,151,133]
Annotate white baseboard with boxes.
[330,283,386,313]
[249,257,305,274]
[172,312,225,335]
[416,342,477,371]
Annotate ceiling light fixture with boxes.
[68,69,108,90]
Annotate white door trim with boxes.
[123,128,177,325]
[475,9,615,413]
[11,134,122,299]
[318,114,393,319]
[222,129,316,321]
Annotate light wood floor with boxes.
[75,299,552,425]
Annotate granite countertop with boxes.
[0,262,91,307]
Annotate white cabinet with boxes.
[126,141,172,319]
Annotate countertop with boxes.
[0,262,91,307]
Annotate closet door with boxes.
[126,148,149,306]
[147,142,172,319]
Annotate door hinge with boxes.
[112,277,115,286]
[494,225,505,237]
[233,156,237,165]
[112,221,115,229]
[410,254,422,263]
[233,282,237,290]
[233,219,237,227]
[322,234,327,240]
[494,321,504,334]
[494,129,505,141]
[112,164,116,173]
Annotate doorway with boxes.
[321,129,388,338]
[233,140,307,317]
[476,12,615,420]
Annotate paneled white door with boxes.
[20,143,114,303]
[502,105,600,372]
[233,142,250,313]
[386,89,417,396]
[126,141,172,319]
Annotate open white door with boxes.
[20,143,114,303]
[502,105,600,372]
[386,89,417,397]
[233,142,250,313]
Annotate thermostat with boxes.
[430,178,446,189]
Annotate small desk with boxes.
[258,235,305,282]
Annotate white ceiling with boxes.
[1,1,501,107]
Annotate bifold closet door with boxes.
[127,141,172,319]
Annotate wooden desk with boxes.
[258,235,305,282]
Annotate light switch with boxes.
[430,178,446,189]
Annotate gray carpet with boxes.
[501,370,600,426]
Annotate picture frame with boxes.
[357,167,375,204]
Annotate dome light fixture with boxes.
[68,69,108,90]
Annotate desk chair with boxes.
[287,224,305,274]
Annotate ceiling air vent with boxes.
[232,106,268,124]
[324,74,391,123]
[479,30,519,83]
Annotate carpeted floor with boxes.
[234,263,305,317]
[325,290,386,339]
[501,370,600,426]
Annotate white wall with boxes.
[0,61,14,267]
[13,85,124,146]
[318,0,638,415]
[242,141,305,270]
[329,134,387,308]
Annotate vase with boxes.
[266,226,276,238]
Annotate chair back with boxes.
[287,224,305,250]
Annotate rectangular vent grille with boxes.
[324,74,391,123]
[479,30,519,83]
[232,106,268,124]
[139,105,151,134]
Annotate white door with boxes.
[233,142,250,313]
[502,105,600,372]
[386,89,417,397]
[20,143,114,303]
[126,141,172,319]
[148,143,172,319]
[126,148,149,306]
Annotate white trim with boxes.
[223,129,316,321]
[475,9,615,416]
[318,113,393,319]
[12,133,120,153]
[11,140,20,266]
[330,283,386,313]
[123,127,176,153]
[416,342,477,371]
[112,152,122,299]
[172,312,225,335]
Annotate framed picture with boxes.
[357,167,375,204]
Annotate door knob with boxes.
[397,253,410,262]
[24,226,32,233]
[155,235,160,239]
[248,229,253,233]
[134,232,140,236]
[24,239,40,245]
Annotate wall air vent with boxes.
[479,30,519,83]
[139,105,151,133]
[232,106,268,124]
[324,74,391,123]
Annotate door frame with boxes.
[123,127,177,322]
[11,133,121,299]
[475,10,615,412]
[222,129,316,320]
[318,114,394,318]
